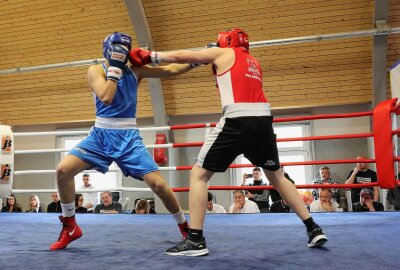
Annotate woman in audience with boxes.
[134,199,151,214]
[132,199,156,214]
[26,195,42,213]
[75,193,87,214]
[1,194,22,212]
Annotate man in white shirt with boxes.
[310,188,340,212]
[80,174,98,213]
[206,192,226,214]
[229,190,260,213]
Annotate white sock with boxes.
[172,210,186,224]
[61,202,75,217]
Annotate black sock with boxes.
[303,217,318,232]
[188,229,203,242]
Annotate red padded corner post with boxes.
[373,98,398,189]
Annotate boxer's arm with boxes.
[132,63,193,81]
[130,47,225,66]
[87,65,118,105]
[153,47,233,74]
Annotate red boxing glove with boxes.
[129,48,151,66]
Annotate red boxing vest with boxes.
[214,47,268,108]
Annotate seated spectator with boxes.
[353,188,383,212]
[299,190,314,211]
[229,190,260,214]
[134,199,151,214]
[1,194,22,212]
[345,155,379,204]
[47,192,61,213]
[206,192,226,214]
[241,167,270,212]
[94,191,122,214]
[75,193,87,214]
[270,198,291,213]
[270,166,295,203]
[310,188,340,212]
[386,170,400,211]
[387,186,400,211]
[26,195,42,213]
[312,166,340,203]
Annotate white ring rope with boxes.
[15,143,174,154]
[12,123,215,137]
[14,167,177,175]
[11,187,152,194]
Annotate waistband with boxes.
[95,116,137,129]
[222,103,271,118]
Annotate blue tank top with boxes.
[94,64,138,118]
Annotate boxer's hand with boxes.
[129,48,162,66]
[105,44,129,81]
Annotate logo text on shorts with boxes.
[73,147,87,155]
[265,160,276,167]
[0,164,11,183]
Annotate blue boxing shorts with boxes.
[69,127,158,180]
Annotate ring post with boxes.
[373,98,397,189]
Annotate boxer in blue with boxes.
[50,32,194,250]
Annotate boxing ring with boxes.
[1,99,400,270]
[2,23,400,269]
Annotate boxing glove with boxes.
[105,44,129,82]
[129,48,162,66]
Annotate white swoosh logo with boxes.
[69,226,76,236]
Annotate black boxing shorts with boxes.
[196,103,280,172]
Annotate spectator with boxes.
[229,190,260,214]
[206,192,226,214]
[1,194,22,212]
[312,166,340,203]
[94,191,122,214]
[134,199,151,214]
[353,188,383,212]
[270,198,291,213]
[386,170,400,211]
[387,186,400,211]
[26,195,42,213]
[47,192,62,213]
[241,167,270,212]
[299,190,314,211]
[80,174,99,213]
[310,188,340,212]
[270,166,295,203]
[345,155,379,204]
[75,194,87,214]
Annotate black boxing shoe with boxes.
[165,238,209,256]
[307,226,328,247]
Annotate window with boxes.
[58,136,120,196]
[235,123,313,185]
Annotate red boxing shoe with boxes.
[178,221,189,240]
[50,216,82,250]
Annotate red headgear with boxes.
[216,28,249,50]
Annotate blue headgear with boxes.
[102,32,132,58]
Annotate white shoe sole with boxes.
[166,248,209,257]
[308,235,328,247]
